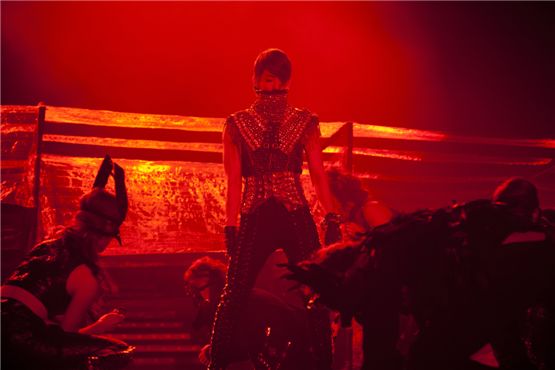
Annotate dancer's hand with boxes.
[79,309,125,334]
[280,263,339,294]
[343,222,365,240]
[96,310,125,332]
[323,212,342,245]
[280,262,345,310]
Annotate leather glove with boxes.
[224,225,238,257]
[323,212,342,245]
[281,262,351,317]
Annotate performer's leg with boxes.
[527,303,555,370]
[360,298,403,370]
[282,206,332,370]
[407,307,491,370]
[210,207,275,369]
[359,250,403,370]
[490,321,537,370]
[280,206,320,263]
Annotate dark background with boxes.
[2,1,554,138]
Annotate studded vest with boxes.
[226,91,320,214]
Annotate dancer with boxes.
[284,177,555,370]
[209,48,341,369]
[327,168,393,237]
[1,155,134,370]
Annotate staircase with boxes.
[100,253,224,370]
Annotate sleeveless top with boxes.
[4,235,94,319]
[225,91,320,214]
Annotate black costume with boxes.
[285,201,555,370]
[210,91,332,369]
[1,155,132,370]
[408,204,555,370]
[1,234,132,370]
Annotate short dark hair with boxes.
[327,168,369,210]
[253,48,292,84]
[492,177,539,212]
[183,256,227,285]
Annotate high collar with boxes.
[252,89,289,123]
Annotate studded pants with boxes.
[209,198,332,369]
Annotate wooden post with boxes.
[344,122,354,175]
[30,103,46,247]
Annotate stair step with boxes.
[126,357,205,370]
[109,333,192,345]
[93,254,226,369]
[132,357,177,366]
[111,333,191,341]
[133,344,201,354]
[116,311,184,320]
[110,298,186,305]
[114,321,185,331]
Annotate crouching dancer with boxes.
[1,155,134,370]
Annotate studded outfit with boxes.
[209,91,332,369]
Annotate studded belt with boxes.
[241,171,308,214]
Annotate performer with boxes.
[209,48,341,369]
[285,177,555,370]
[1,155,134,370]
[327,168,393,237]
[327,168,411,369]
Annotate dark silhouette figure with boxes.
[285,178,554,370]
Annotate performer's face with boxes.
[95,235,113,253]
[185,276,212,303]
[255,69,288,91]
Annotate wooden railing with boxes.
[2,104,553,254]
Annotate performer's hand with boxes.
[95,310,125,333]
[343,222,365,240]
[323,212,342,245]
[280,263,338,294]
[224,226,238,257]
[280,262,346,311]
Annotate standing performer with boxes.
[209,48,341,369]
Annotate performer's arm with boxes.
[362,200,393,228]
[79,311,125,335]
[224,123,242,227]
[62,264,100,332]
[305,122,336,214]
[63,265,125,334]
